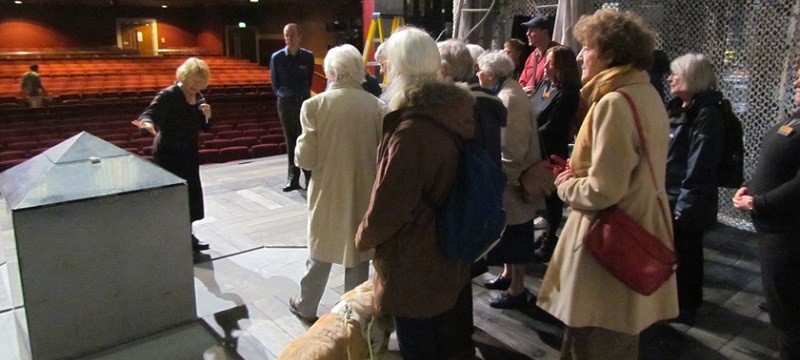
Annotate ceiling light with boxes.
[14,0,23,4]
[250,0,259,2]
[161,5,167,8]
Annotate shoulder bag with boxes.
[583,90,677,296]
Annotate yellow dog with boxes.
[278,280,394,360]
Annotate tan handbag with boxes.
[518,159,555,204]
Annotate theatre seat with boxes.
[250,144,280,158]
[199,148,220,164]
[219,146,250,162]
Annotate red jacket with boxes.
[518,41,560,90]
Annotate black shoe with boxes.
[192,239,210,252]
[483,275,511,290]
[533,238,556,262]
[289,296,319,324]
[282,181,302,192]
[757,302,768,312]
[489,289,529,309]
[533,233,546,250]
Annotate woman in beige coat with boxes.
[536,10,679,358]
[289,44,386,323]
[476,50,543,308]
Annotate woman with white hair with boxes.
[355,27,475,357]
[466,43,485,78]
[133,57,212,252]
[477,50,542,309]
[665,52,726,325]
[288,44,386,324]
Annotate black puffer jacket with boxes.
[665,90,725,230]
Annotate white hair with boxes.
[466,44,485,63]
[477,50,515,79]
[670,53,718,94]
[323,44,365,86]
[437,39,474,82]
[380,27,441,110]
[374,42,387,62]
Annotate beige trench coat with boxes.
[497,78,542,225]
[537,72,679,335]
[295,82,386,267]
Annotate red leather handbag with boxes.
[583,90,677,296]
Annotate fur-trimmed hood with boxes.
[384,80,476,140]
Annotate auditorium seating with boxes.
[0,92,287,171]
[0,53,272,104]
[0,48,296,169]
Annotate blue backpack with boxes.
[422,118,507,261]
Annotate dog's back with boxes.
[278,280,393,360]
[278,313,369,360]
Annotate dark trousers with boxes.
[395,287,474,360]
[759,232,800,360]
[277,96,310,184]
[394,313,449,360]
[674,225,705,311]
[543,191,564,241]
[155,147,204,222]
[442,282,475,359]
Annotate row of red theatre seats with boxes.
[0,143,287,173]
[0,56,262,76]
[0,122,284,148]
[0,79,269,99]
[1,133,287,159]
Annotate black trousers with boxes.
[673,225,705,311]
[543,191,564,241]
[759,232,800,360]
[155,147,204,222]
[277,96,310,183]
[395,282,474,360]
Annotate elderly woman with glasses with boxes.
[536,10,679,359]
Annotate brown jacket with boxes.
[355,80,474,318]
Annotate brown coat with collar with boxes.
[355,80,475,318]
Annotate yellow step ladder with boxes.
[362,12,405,67]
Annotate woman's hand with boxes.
[554,167,574,187]
[131,120,157,136]
[522,85,536,97]
[199,103,212,120]
[732,187,755,212]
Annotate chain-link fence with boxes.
[454,0,800,230]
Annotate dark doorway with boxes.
[225,26,257,63]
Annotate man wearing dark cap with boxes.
[518,15,560,97]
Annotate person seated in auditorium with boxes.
[21,64,47,108]
[132,57,213,252]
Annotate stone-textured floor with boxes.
[0,156,779,359]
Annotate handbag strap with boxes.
[615,90,674,240]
